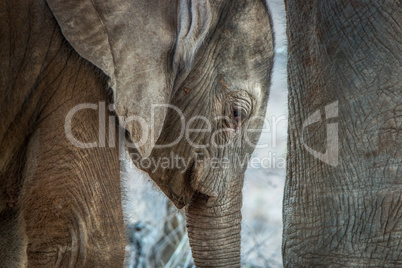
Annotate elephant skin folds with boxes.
[0,0,126,266]
[0,0,276,267]
[283,0,402,266]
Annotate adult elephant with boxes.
[283,0,401,266]
[0,0,274,267]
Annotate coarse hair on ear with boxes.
[173,0,212,73]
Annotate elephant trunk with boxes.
[186,179,243,267]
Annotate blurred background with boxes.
[122,1,287,267]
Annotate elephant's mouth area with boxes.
[187,160,220,208]
[128,148,221,209]
[171,160,197,209]
[171,159,219,209]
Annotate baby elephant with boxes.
[0,0,274,267]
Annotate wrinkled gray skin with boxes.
[0,0,274,267]
[284,0,401,266]
[1,1,126,267]
[135,2,274,266]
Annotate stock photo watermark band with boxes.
[64,102,285,149]
[64,101,338,168]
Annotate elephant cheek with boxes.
[185,178,243,268]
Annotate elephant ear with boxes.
[46,0,212,158]
[174,0,212,73]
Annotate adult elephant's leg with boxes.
[0,135,28,267]
[0,0,126,266]
[20,65,126,267]
[284,0,401,266]
[0,155,27,267]
[15,11,126,264]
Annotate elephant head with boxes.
[47,0,274,266]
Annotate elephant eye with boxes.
[232,107,247,125]
[233,109,240,120]
[224,92,253,132]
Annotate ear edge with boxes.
[46,0,116,80]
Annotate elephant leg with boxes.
[284,0,401,266]
[0,208,26,267]
[0,0,125,266]
[19,66,126,267]
[0,144,28,267]
[0,176,26,268]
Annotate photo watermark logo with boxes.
[301,101,339,167]
[64,101,339,170]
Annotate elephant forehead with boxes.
[227,1,274,58]
[216,30,273,86]
[248,82,262,99]
[218,69,263,98]
[231,81,262,100]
